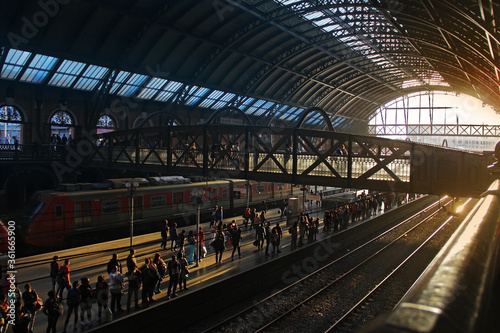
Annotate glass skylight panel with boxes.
[1,49,31,80]
[244,99,267,115]
[185,86,210,106]
[253,101,276,116]
[211,92,236,109]
[20,54,58,83]
[137,77,169,100]
[304,11,324,21]
[239,97,256,111]
[155,81,183,102]
[73,65,109,91]
[48,60,85,88]
[280,106,301,120]
[109,71,131,94]
[116,73,148,97]
[198,90,225,108]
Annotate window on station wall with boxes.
[96,114,117,146]
[0,105,23,145]
[50,110,74,144]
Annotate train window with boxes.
[102,200,121,214]
[173,192,183,204]
[222,188,228,198]
[54,205,63,218]
[233,191,241,199]
[151,195,166,208]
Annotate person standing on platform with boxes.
[249,208,256,230]
[166,255,180,299]
[289,222,298,250]
[211,230,225,264]
[78,277,93,328]
[109,266,124,313]
[195,227,206,260]
[271,223,282,254]
[126,248,137,276]
[43,290,62,333]
[255,223,265,250]
[177,252,189,291]
[178,230,186,255]
[21,283,39,332]
[153,253,166,294]
[106,254,122,275]
[160,220,168,250]
[243,208,251,229]
[298,214,307,246]
[140,258,156,307]
[49,256,59,292]
[260,200,267,214]
[62,280,80,333]
[187,231,196,264]
[95,276,109,323]
[56,259,71,300]
[169,221,178,251]
[264,222,272,257]
[127,265,141,313]
[230,226,242,260]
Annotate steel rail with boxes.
[201,196,449,333]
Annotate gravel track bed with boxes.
[264,202,464,333]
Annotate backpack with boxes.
[67,288,80,306]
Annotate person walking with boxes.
[230,226,242,260]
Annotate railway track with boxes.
[199,196,470,333]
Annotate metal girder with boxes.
[84,124,493,197]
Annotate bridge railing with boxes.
[0,143,64,162]
[83,125,493,196]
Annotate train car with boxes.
[19,178,295,247]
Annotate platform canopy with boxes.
[0,0,499,131]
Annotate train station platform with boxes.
[15,197,393,333]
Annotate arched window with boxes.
[50,110,75,142]
[50,110,74,125]
[0,105,23,144]
[96,114,117,136]
[97,114,116,129]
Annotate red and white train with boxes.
[20,177,296,247]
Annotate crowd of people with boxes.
[5,191,411,332]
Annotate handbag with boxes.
[35,297,43,311]
[253,239,259,246]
